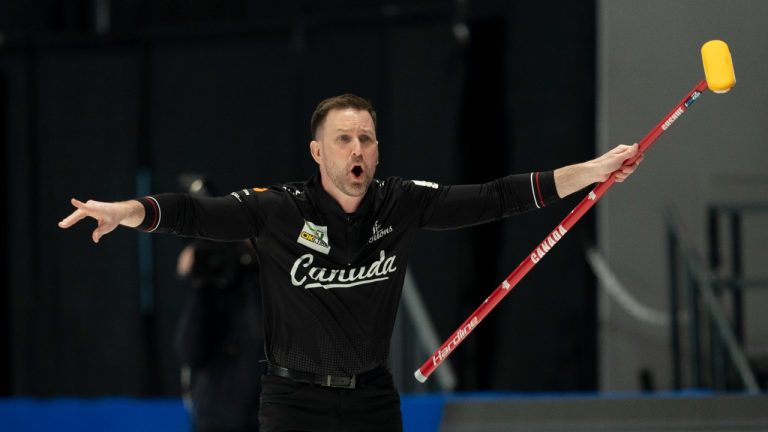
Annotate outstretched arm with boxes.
[59,192,266,243]
[416,144,644,230]
[58,198,145,243]
[554,143,643,198]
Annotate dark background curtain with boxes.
[0,0,595,395]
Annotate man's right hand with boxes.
[58,198,145,243]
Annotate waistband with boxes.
[265,364,388,389]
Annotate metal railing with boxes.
[390,269,457,393]
[666,207,761,393]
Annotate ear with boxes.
[310,140,322,164]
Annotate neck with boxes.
[335,194,364,214]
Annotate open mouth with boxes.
[351,165,363,178]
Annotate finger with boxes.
[615,164,638,182]
[611,144,629,155]
[60,198,92,227]
[93,225,110,243]
[620,145,641,166]
[618,142,636,153]
[60,198,99,228]
[58,209,88,228]
[625,143,639,156]
[93,221,105,243]
[71,197,88,209]
[624,161,637,171]
[624,154,643,171]
[92,220,118,243]
[611,145,636,164]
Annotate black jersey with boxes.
[138,172,559,376]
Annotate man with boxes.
[176,239,263,432]
[174,177,264,432]
[59,94,641,432]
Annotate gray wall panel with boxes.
[597,0,768,391]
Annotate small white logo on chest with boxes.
[369,220,393,243]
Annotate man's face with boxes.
[311,108,378,198]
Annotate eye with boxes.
[359,135,373,144]
[337,134,351,143]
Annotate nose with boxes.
[350,138,362,157]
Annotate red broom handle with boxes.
[414,79,709,383]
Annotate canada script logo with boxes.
[297,220,331,255]
[290,250,398,290]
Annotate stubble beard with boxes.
[326,160,372,198]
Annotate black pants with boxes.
[258,368,403,432]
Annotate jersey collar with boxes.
[309,173,375,222]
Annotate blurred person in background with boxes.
[175,176,264,432]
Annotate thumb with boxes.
[616,143,638,157]
[624,143,640,163]
[92,220,115,244]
